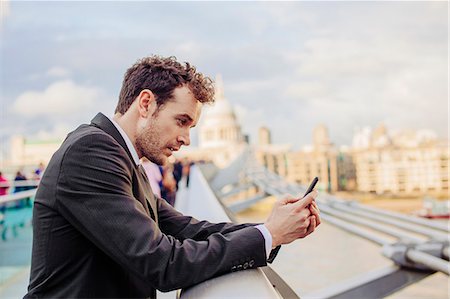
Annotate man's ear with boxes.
[137,89,157,117]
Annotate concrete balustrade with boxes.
[176,165,284,299]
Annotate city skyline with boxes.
[0,1,448,153]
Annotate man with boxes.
[25,55,320,298]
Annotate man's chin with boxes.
[157,157,167,166]
[146,155,166,166]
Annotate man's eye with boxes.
[177,119,187,126]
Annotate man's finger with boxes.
[309,202,320,215]
[309,201,322,226]
[279,194,298,205]
[294,190,318,211]
[282,197,299,205]
[309,205,321,226]
[299,207,312,219]
[305,216,316,236]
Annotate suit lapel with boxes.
[138,165,159,225]
[90,113,159,223]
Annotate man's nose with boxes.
[177,131,190,146]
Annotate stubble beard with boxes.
[135,122,166,166]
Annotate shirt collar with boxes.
[107,115,140,166]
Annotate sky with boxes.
[0,1,448,154]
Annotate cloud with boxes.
[227,78,284,95]
[46,66,70,78]
[11,80,101,119]
[285,81,331,100]
[2,1,447,150]
[33,123,73,140]
[27,66,71,81]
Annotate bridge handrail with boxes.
[0,180,40,188]
[177,165,283,299]
[0,189,37,204]
[330,202,448,241]
[348,202,449,232]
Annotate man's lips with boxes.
[165,146,180,156]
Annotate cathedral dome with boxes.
[199,75,243,149]
[202,76,237,127]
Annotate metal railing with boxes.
[0,189,37,204]
[176,165,288,299]
[206,148,449,298]
[0,189,36,241]
[0,180,40,188]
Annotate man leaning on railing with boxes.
[25,55,321,299]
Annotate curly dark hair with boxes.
[115,55,215,114]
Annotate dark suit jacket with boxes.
[25,113,269,299]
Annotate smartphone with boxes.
[303,177,319,198]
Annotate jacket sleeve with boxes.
[157,201,282,263]
[56,133,267,292]
[156,197,257,241]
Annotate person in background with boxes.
[0,171,8,216]
[33,162,46,180]
[13,170,30,208]
[172,159,183,191]
[141,157,163,198]
[0,171,9,215]
[183,158,192,187]
[161,164,177,206]
[0,171,9,196]
[13,170,27,193]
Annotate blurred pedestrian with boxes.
[0,171,9,215]
[33,162,46,180]
[13,170,30,208]
[161,164,177,206]
[184,160,195,187]
[13,170,27,193]
[0,171,9,196]
[172,159,183,191]
[141,157,163,198]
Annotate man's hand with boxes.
[264,191,320,248]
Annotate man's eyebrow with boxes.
[179,113,194,122]
[178,113,196,127]
[179,113,198,128]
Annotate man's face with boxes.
[135,86,202,165]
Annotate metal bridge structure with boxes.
[177,148,449,298]
[0,148,448,298]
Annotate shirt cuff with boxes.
[255,224,272,258]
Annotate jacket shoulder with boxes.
[65,124,116,145]
[49,124,130,175]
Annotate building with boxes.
[0,135,63,176]
[199,75,244,149]
[351,125,449,197]
[9,135,62,167]
[285,125,339,192]
[178,75,247,168]
[336,147,357,191]
[255,125,347,193]
[258,127,271,146]
[255,143,291,178]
